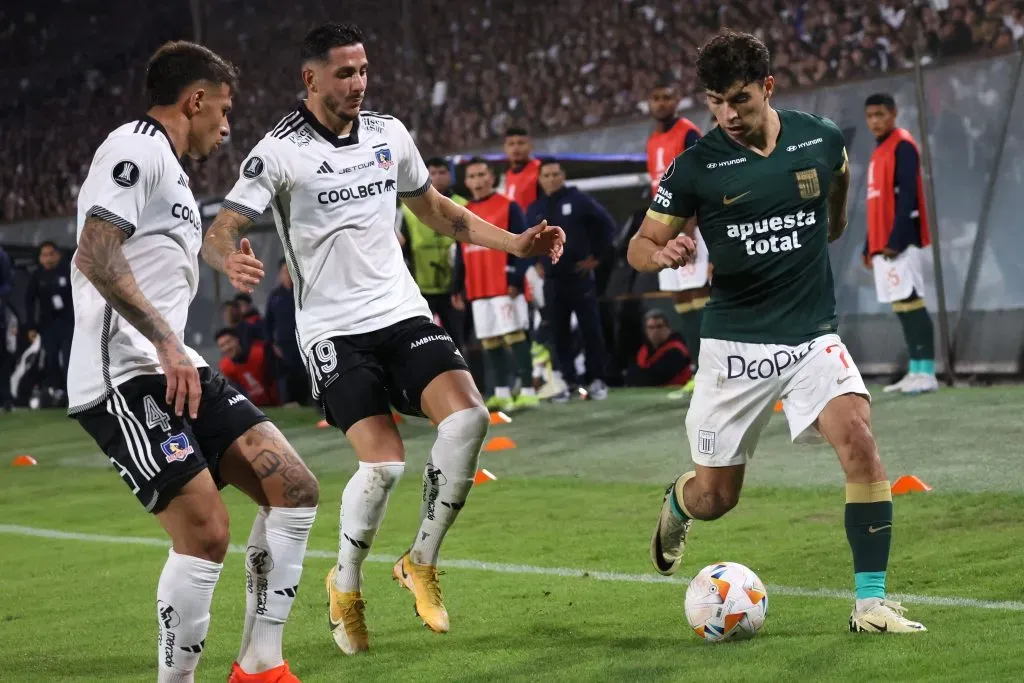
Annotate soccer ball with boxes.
[684,562,768,642]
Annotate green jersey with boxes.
[649,109,848,345]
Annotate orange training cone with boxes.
[391,411,404,424]
[473,468,497,486]
[773,400,783,413]
[489,411,512,425]
[483,436,517,452]
[316,419,330,429]
[12,455,37,467]
[891,475,932,495]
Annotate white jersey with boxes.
[68,117,207,414]
[222,104,432,354]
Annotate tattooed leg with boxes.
[221,422,318,674]
[219,421,319,508]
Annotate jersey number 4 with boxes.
[144,395,173,433]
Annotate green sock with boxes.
[676,307,704,370]
[511,339,534,387]
[485,345,511,393]
[845,482,893,600]
[906,306,935,366]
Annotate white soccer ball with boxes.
[684,562,768,642]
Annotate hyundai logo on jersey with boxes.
[375,147,393,170]
[160,433,195,463]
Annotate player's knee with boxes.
[287,466,320,508]
[183,508,231,562]
[438,404,490,443]
[704,488,740,520]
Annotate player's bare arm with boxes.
[828,153,851,243]
[202,208,266,292]
[404,185,566,262]
[628,212,697,272]
[75,216,200,418]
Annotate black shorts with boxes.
[309,316,469,432]
[76,368,269,513]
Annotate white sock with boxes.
[157,549,222,683]
[494,385,512,399]
[237,506,317,674]
[411,407,489,565]
[335,461,405,592]
[520,386,537,397]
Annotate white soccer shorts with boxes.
[471,294,530,340]
[872,245,926,303]
[685,334,870,467]
[658,227,710,291]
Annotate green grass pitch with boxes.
[2,386,1024,682]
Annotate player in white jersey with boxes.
[67,42,318,683]
[203,23,565,653]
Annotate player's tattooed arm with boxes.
[827,164,851,243]
[76,217,180,351]
[404,185,514,251]
[202,209,265,293]
[76,217,202,417]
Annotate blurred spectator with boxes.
[25,241,73,402]
[0,243,14,412]
[216,327,277,407]
[264,258,309,405]
[2,0,1023,224]
[626,311,692,387]
[233,293,264,334]
[526,159,615,402]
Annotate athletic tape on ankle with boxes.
[674,471,698,518]
[846,481,892,503]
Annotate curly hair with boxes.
[696,30,771,95]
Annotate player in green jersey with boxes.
[628,30,925,634]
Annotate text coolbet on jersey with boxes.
[650,110,848,345]
[223,104,434,355]
[68,117,208,414]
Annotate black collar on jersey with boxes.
[876,130,894,146]
[297,102,361,147]
[140,115,182,163]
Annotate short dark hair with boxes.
[696,30,771,95]
[221,301,238,310]
[538,157,561,171]
[425,157,449,169]
[233,293,253,305]
[301,22,364,63]
[643,310,670,326]
[464,156,491,172]
[864,93,897,111]
[215,327,239,341]
[504,126,529,138]
[145,41,238,108]
[652,71,677,92]
[278,257,288,269]
[38,240,59,253]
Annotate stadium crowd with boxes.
[2,0,1023,223]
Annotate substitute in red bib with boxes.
[646,78,708,397]
[501,126,542,212]
[203,22,564,653]
[863,92,937,395]
[452,157,537,413]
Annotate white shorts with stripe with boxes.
[685,334,870,468]
[471,294,530,340]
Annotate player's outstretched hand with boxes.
[157,338,202,420]
[226,238,265,293]
[515,220,566,263]
[652,234,697,270]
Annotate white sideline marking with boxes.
[2,524,1023,613]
